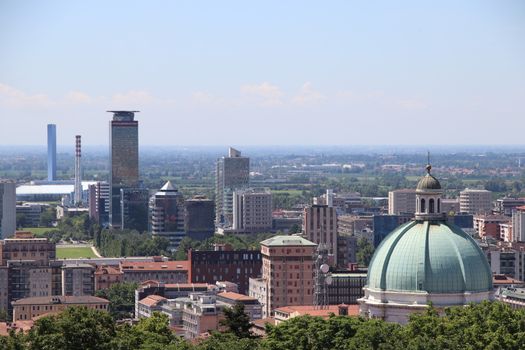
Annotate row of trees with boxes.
[95,229,170,257]
[2,301,525,350]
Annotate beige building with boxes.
[95,265,123,290]
[249,236,316,318]
[121,260,189,284]
[61,263,95,296]
[182,293,224,339]
[303,204,337,264]
[388,189,416,215]
[0,231,56,265]
[232,188,272,233]
[512,206,525,242]
[12,295,109,321]
[460,189,493,214]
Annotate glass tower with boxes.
[108,111,139,228]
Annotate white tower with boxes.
[74,135,82,206]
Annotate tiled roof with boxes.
[274,304,359,318]
[217,292,257,302]
[12,296,109,306]
[139,295,167,307]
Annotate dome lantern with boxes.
[415,158,445,221]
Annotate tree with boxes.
[95,282,138,320]
[16,213,28,229]
[356,237,375,266]
[27,307,116,350]
[220,303,254,339]
[39,207,55,227]
[288,224,301,234]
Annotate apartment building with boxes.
[12,295,109,321]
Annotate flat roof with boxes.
[16,181,97,195]
[121,260,189,271]
[12,295,108,306]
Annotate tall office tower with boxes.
[215,147,249,227]
[232,188,273,233]
[249,236,316,318]
[460,189,493,214]
[184,196,215,240]
[303,203,338,265]
[108,111,139,228]
[0,181,16,239]
[88,181,110,224]
[388,189,417,215]
[149,181,185,250]
[74,135,82,205]
[47,124,57,181]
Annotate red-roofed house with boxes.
[121,261,189,284]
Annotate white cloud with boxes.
[0,83,54,108]
[291,82,325,105]
[110,90,158,107]
[65,91,93,104]
[240,82,283,107]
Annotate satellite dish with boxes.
[325,275,333,285]
[320,264,329,274]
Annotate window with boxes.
[437,198,441,213]
[429,199,434,213]
[421,199,426,213]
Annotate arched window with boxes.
[437,198,441,213]
[421,198,426,213]
[429,198,435,213]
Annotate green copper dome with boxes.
[367,221,493,293]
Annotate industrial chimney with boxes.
[74,135,82,205]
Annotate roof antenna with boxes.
[426,151,431,174]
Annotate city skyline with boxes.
[1,1,524,146]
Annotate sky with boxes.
[0,0,524,146]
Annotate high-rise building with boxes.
[459,189,493,214]
[0,180,16,239]
[249,236,316,318]
[47,124,57,181]
[388,189,416,215]
[120,187,149,232]
[512,206,525,242]
[149,181,185,250]
[303,204,338,264]
[232,188,272,233]
[88,181,110,224]
[108,111,139,228]
[215,147,249,227]
[184,196,215,241]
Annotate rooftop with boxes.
[139,295,167,307]
[121,261,189,271]
[274,305,360,318]
[12,295,109,306]
[217,292,257,302]
[260,235,316,247]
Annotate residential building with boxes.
[512,206,525,242]
[337,215,373,237]
[497,287,525,309]
[336,235,358,268]
[120,187,149,232]
[473,214,510,239]
[0,181,16,239]
[0,267,8,314]
[182,293,224,339]
[495,198,525,216]
[460,189,493,214]
[61,263,95,296]
[109,111,139,228]
[232,188,272,233]
[0,231,56,265]
[94,265,123,291]
[500,222,513,242]
[149,181,185,250]
[441,198,460,214]
[121,260,189,284]
[303,204,337,264]
[47,124,56,181]
[137,294,168,319]
[184,196,215,241]
[188,245,262,294]
[273,304,359,325]
[249,236,316,318]
[215,147,249,227]
[388,189,416,215]
[12,295,109,321]
[216,291,262,320]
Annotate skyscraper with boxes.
[0,180,16,239]
[215,147,249,227]
[47,124,56,181]
[149,181,185,250]
[108,111,139,228]
[74,135,82,205]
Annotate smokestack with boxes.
[74,135,82,205]
[326,189,333,207]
